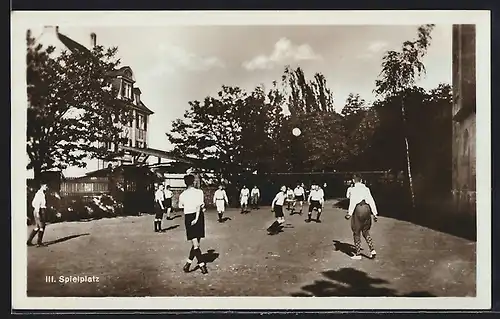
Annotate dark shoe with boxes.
[316,219,322,223]
[200,265,208,274]
[183,263,191,273]
[306,218,311,223]
[27,241,34,246]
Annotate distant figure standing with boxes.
[345,174,378,260]
[154,184,166,232]
[239,185,250,214]
[292,183,305,215]
[268,185,287,234]
[250,186,260,209]
[179,174,208,274]
[286,187,295,211]
[27,183,49,247]
[307,184,324,223]
[213,184,229,222]
[164,185,174,220]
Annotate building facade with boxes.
[451,24,476,214]
[31,26,154,177]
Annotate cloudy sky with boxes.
[30,24,452,152]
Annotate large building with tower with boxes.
[451,24,476,214]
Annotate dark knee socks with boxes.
[37,229,44,245]
[28,229,38,243]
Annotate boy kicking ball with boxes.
[267,186,287,234]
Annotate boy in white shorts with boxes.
[213,185,229,222]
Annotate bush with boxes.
[56,194,124,222]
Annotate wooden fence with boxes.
[60,177,110,197]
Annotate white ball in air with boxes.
[292,128,301,136]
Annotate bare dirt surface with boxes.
[27,200,476,297]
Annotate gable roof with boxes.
[37,27,154,115]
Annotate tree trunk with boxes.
[401,102,416,209]
[33,165,42,185]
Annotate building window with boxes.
[122,81,132,99]
[128,139,132,147]
[137,114,146,130]
[135,93,140,104]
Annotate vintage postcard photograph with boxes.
[11,10,491,310]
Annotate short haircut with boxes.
[165,185,170,189]
[353,174,362,183]
[184,174,195,187]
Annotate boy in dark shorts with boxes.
[267,185,287,234]
[154,184,166,232]
[179,174,208,274]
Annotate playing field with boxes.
[27,200,476,297]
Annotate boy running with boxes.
[180,174,208,274]
[344,174,378,260]
[268,185,287,234]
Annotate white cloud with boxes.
[357,40,389,60]
[368,41,388,53]
[243,37,322,71]
[151,43,225,76]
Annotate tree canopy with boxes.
[26,30,132,180]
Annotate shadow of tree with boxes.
[291,268,435,297]
[45,233,90,246]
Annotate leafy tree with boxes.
[374,24,435,207]
[167,84,286,183]
[26,30,131,181]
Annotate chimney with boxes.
[90,32,97,47]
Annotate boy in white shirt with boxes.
[307,184,324,223]
[213,184,229,222]
[154,184,166,232]
[286,187,295,211]
[179,174,208,274]
[164,185,174,220]
[240,185,250,214]
[292,183,305,215]
[345,174,378,260]
[267,185,287,234]
[27,183,49,247]
[250,186,260,209]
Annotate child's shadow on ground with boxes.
[162,225,180,231]
[220,217,232,223]
[332,240,368,258]
[202,249,220,263]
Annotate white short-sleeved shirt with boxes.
[294,186,305,196]
[309,189,324,201]
[32,189,46,210]
[348,183,378,216]
[155,189,165,203]
[164,189,173,199]
[213,189,228,202]
[273,192,287,206]
[240,188,250,198]
[251,188,260,196]
[178,187,205,215]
